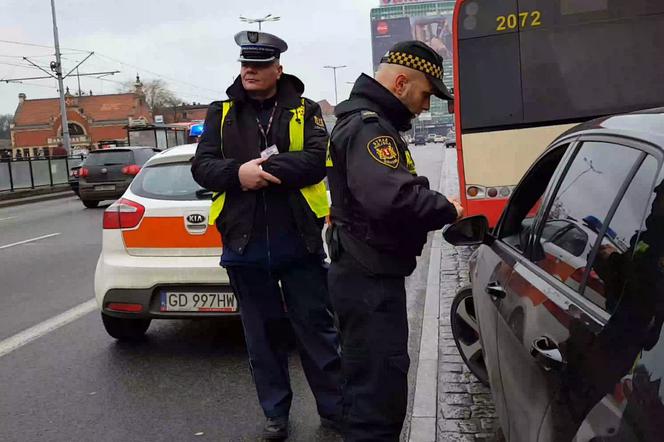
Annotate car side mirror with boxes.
[443,215,489,246]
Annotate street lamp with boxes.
[239,14,281,30]
[324,65,347,105]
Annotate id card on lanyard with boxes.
[257,101,278,153]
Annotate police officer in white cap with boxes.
[192,31,342,440]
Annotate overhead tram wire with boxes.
[0,39,89,53]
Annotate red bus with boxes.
[452,0,664,225]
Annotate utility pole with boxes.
[50,0,71,154]
[324,65,346,105]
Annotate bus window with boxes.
[453,0,664,226]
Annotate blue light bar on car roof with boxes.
[189,124,204,137]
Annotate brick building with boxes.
[9,78,152,158]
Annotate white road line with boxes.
[0,299,97,358]
[0,233,61,250]
[0,217,17,222]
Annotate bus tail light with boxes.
[466,185,485,199]
[487,187,498,198]
[499,187,511,198]
[103,198,145,229]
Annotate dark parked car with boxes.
[78,147,158,208]
[445,108,664,441]
[413,134,426,145]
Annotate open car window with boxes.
[499,144,570,253]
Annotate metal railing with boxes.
[0,155,86,193]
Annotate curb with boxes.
[409,153,450,441]
[0,190,75,209]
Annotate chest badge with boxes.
[367,136,400,169]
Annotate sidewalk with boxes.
[0,186,74,208]
[409,150,500,442]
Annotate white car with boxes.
[433,134,446,144]
[94,144,238,341]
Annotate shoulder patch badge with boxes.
[367,136,400,169]
[314,115,326,129]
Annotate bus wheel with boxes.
[451,286,489,386]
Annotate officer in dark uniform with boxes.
[326,40,463,441]
[192,31,342,440]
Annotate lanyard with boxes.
[256,101,278,147]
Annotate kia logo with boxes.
[187,214,205,224]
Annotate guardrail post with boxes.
[28,156,35,189]
[8,159,14,192]
[48,155,54,186]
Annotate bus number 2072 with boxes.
[496,11,542,31]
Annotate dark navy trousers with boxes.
[226,257,343,420]
[328,251,410,442]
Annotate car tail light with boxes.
[121,164,141,176]
[79,167,89,178]
[103,198,145,229]
[107,302,143,313]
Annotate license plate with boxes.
[95,185,115,191]
[160,291,238,312]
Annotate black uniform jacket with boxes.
[191,74,329,259]
[328,74,457,275]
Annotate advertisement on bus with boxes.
[371,11,453,71]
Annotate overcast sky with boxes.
[1,0,379,116]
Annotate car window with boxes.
[130,161,204,201]
[133,149,157,165]
[585,155,660,313]
[500,144,569,252]
[85,150,132,166]
[533,141,641,292]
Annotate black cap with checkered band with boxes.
[380,40,453,101]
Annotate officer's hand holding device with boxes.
[239,157,281,191]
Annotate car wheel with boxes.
[101,313,151,341]
[82,199,99,208]
[451,286,489,386]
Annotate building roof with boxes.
[317,99,335,116]
[13,93,147,127]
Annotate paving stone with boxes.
[441,363,465,373]
[473,394,495,405]
[467,383,491,394]
[439,420,481,433]
[437,432,475,442]
[443,393,473,406]
[440,383,468,394]
[440,403,472,419]
[470,405,497,419]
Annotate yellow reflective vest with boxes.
[209,99,329,225]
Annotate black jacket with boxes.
[327,74,457,275]
[191,74,329,261]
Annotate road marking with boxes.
[0,232,61,250]
[0,217,16,222]
[0,299,97,358]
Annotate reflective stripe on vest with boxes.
[208,101,233,225]
[209,99,330,226]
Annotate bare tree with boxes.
[0,114,12,139]
[120,79,181,113]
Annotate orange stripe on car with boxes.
[123,217,222,248]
